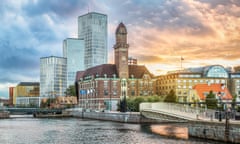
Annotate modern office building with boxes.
[78,12,108,69]
[63,38,85,87]
[76,23,155,111]
[40,56,67,98]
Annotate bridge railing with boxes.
[140,102,215,120]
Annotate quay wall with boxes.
[188,120,240,143]
[70,111,158,123]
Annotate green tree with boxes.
[164,89,177,103]
[134,97,145,111]
[205,90,217,109]
[232,94,237,109]
[124,96,162,112]
[65,85,76,96]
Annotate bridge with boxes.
[139,102,215,122]
[139,102,240,143]
[5,108,64,115]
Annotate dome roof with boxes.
[116,22,127,34]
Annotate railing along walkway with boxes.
[140,103,215,121]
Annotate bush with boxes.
[126,96,162,112]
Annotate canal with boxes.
[0,117,225,144]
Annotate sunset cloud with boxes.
[0,0,240,98]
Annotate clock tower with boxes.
[114,22,129,79]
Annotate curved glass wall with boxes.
[205,65,228,78]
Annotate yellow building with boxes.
[13,82,40,107]
[156,65,235,103]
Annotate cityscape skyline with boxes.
[0,0,240,98]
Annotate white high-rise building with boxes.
[78,12,108,69]
[40,56,67,98]
[63,38,85,87]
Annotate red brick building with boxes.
[76,23,156,111]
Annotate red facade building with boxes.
[76,23,156,111]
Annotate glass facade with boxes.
[40,56,67,98]
[63,38,85,87]
[78,12,108,69]
[205,65,228,78]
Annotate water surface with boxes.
[0,117,224,144]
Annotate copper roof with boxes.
[75,71,85,81]
[129,65,153,78]
[76,64,117,80]
[116,22,127,34]
[76,64,153,80]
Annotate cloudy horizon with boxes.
[0,0,240,98]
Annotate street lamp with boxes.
[217,91,230,141]
[217,91,222,122]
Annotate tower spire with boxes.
[114,22,129,79]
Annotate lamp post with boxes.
[218,92,222,122]
[218,90,230,142]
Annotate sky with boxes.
[0,0,240,98]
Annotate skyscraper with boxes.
[63,38,85,87]
[78,12,108,69]
[40,56,67,98]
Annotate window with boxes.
[113,81,117,87]
[104,81,108,87]
[113,90,117,96]
[131,91,135,96]
[104,89,108,96]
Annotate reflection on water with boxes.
[0,118,225,144]
[150,125,188,139]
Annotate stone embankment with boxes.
[70,110,158,123]
[188,120,240,143]
[68,108,240,143]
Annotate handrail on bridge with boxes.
[140,102,215,120]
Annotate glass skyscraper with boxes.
[40,56,67,98]
[63,38,85,87]
[78,12,108,69]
